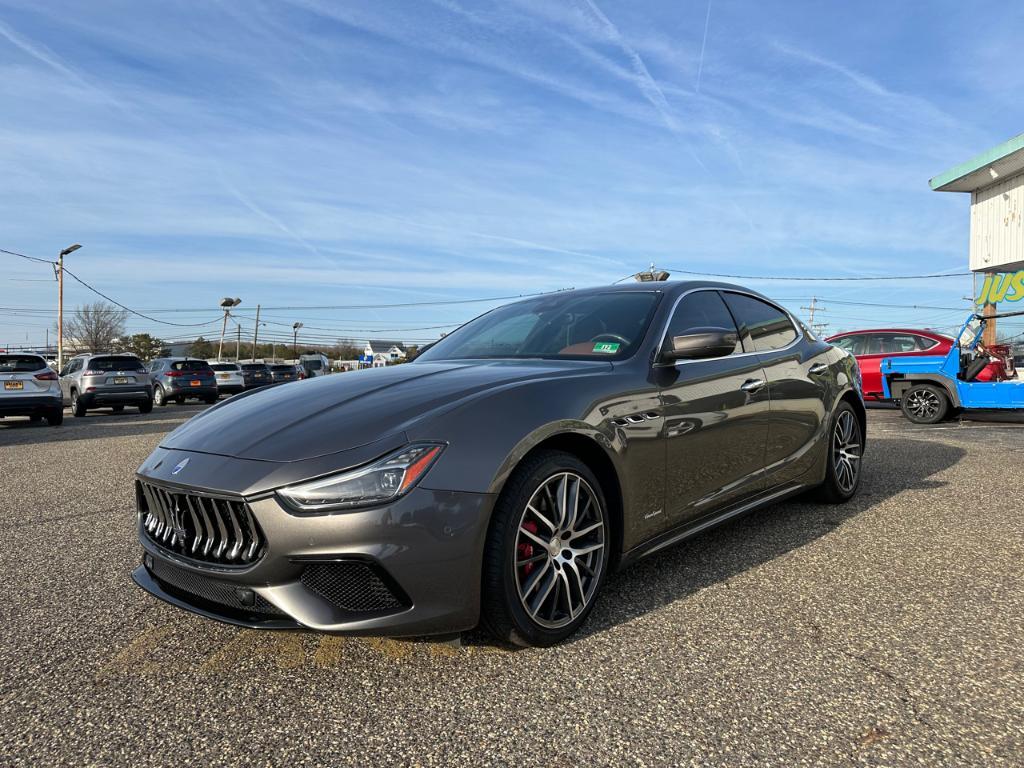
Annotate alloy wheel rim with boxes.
[513,472,605,629]
[906,390,939,419]
[832,410,862,493]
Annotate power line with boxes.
[659,266,971,282]
[60,267,222,328]
[0,247,55,265]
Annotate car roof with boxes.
[826,328,954,340]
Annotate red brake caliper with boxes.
[517,520,539,576]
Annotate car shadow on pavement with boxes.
[465,435,966,649]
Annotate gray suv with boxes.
[60,353,153,417]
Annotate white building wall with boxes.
[970,170,1024,272]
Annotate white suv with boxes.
[0,353,63,426]
[207,361,245,396]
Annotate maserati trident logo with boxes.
[171,501,188,542]
[171,457,190,476]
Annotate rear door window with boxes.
[831,335,861,354]
[0,355,45,372]
[721,293,798,352]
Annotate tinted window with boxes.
[304,359,323,370]
[88,356,145,372]
[831,335,860,354]
[169,360,212,372]
[916,336,940,351]
[210,363,239,371]
[241,364,269,371]
[417,291,660,361]
[722,293,798,352]
[864,334,919,355]
[664,291,741,355]
[270,364,295,372]
[0,355,45,372]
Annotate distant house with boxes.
[363,340,406,368]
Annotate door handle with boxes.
[740,378,766,393]
[808,363,828,375]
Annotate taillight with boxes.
[34,371,58,381]
[165,370,184,377]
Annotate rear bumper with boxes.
[166,385,218,398]
[81,386,152,406]
[0,394,62,415]
[217,384,244,395]
[134,486,495,637]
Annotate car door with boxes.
[722,291,827,488]
[658,289,771,527]
[59,359,80,402]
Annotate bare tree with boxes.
[63,302,128,354]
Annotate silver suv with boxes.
[59,353,153,417]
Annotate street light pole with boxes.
[57,243,82,368]
[216,297,241,361]
[252,304,261,361]
[293,322,303,361]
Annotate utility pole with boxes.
[293,322,303,361]
[801,297,829,336]
[251,304,262,361]
[217,297,241,361]
[56,243,82,369]
[235,324,241,361]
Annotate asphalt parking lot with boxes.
[1,405,1022,766]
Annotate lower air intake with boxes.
[300,561,409,613]
[150,558,283,616]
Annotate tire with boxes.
[45,408,63,426]
[138,399,153,414]
[901,384,949,425]
[811,401,863,504]
[29,415,42,423]
[204,395,218,404]
[71,390,87,418]
[112,405,124,413]
[481,450,611,647]
[154,386,166,407]
[175,397,185,404]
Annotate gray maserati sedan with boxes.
[132,281,865,646]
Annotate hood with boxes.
[159,359,610,462]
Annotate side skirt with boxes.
[616,482,807,569]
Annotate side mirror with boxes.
[662,327,738,362]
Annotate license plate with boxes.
[114,377,129,384]
[218,374,230,380]
[3,381,23,390]
[190,380,201,387]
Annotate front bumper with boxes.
[133,484,495,636]
[0,394,62,415]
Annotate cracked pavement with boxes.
[1,405,1022,766]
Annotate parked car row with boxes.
[0,353,304,425]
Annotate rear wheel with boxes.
[71,390,87,417]
[112,405,124,413]
[45,408,63,426]
[29,414,42,423]
[812,401,863,503]
[482,450,610,647]
[204,395,218,404]
[901,384,949,424]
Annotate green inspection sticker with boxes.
[592,342,621,354]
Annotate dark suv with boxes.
[239,362,272,390]
[60,353,153,416]
[269,363,300,383]
[149,358,218,406]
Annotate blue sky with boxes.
[2,0,1024,349]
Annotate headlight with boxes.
[276,443,444,512]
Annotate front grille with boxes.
[149,558,282,615]
[137,480,266,567]
[301,561,409,613]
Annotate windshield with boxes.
[416,291,661,362]
[302,359,323,370]
[0,355,45,372]
[89,356,146,372]
[170,360,212,372]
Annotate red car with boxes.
[826,328,1002,401]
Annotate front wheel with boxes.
[153,386,166,407]
[71,391,87,418]
[481,450,610,647]
[901,384,949,424]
